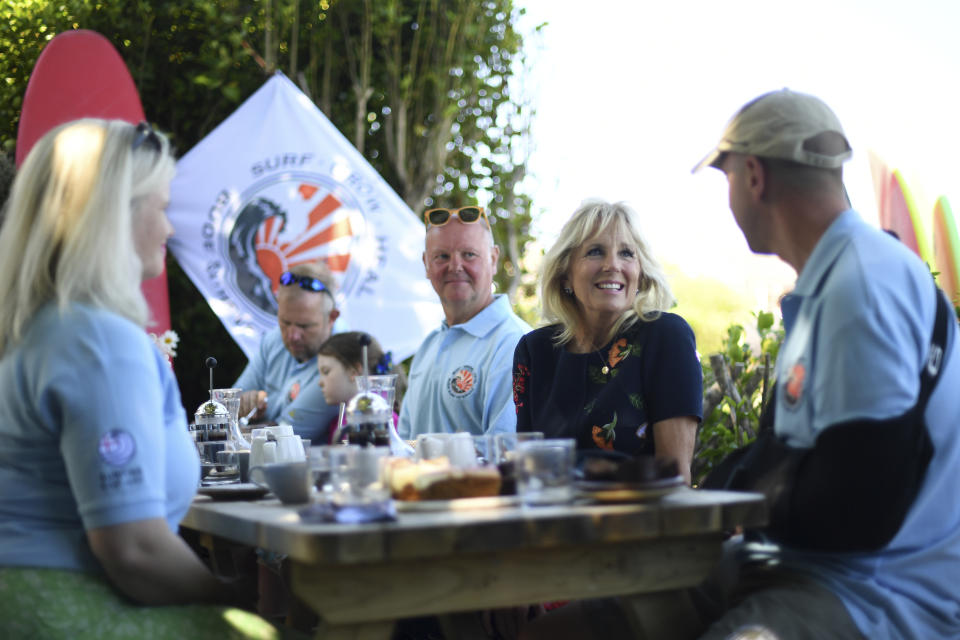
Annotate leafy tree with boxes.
[693,311,784,485]
[0,0,535,411]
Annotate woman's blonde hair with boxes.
[0,119,175,355]
[541,199,675,346]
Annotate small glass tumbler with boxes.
[493,431,545,464]
[516,438,576,506]
[329,445,389,506]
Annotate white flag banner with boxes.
[167,73,442,360]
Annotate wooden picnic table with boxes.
[182,488,766,639]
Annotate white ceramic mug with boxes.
[262,441,278,464]
[250,434,268,468]
[249,461,312,504]
[265,424,294,439]
[276,434,305,462]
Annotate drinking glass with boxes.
[308,445,340,495]
[214,450,241,483]
[212,388,249,449]
[516,438,576,506]
[328,445,389,506]
[211,388,242,426]
[416,433,452,460]
[493,431,545,464]
[471,434,496,467]
[356,375,398,412]
[197,440,228,483]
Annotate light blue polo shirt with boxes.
[398,294,531,439]
[0,303,198,573]
[771,210,960,638]
[233,326,337,441]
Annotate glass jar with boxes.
[193,397,230,443]
[343,391,392,447]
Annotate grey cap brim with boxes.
[691,147,723,174]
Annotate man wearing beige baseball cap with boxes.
[686,90,960,639]
[519,89,960,640]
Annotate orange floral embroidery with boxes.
[590,413,617,450]
[607,338,630,369]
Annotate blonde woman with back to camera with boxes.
[512,199,702,483]
[0,119,282,638]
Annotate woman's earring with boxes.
[563,286,573,295]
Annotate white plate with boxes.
[395,495,520,512]
[197,482,270,501]
[576,475,685,503]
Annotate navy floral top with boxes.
[512,313,703,454]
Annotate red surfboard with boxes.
[16,29,171,335]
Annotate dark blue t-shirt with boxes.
[512,313,702,454]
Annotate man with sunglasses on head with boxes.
[398,206,531,440]
[234,261,340,438]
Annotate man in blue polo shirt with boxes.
[398,206,531,439]
[235,261,340,439]
[685,90,960,639]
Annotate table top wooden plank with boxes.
[182,488,766,565]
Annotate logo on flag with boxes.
[167,73,443,360]
[225,173,362,315]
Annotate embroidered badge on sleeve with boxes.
[97,430,137,466]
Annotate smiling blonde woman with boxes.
[512,199,701,483]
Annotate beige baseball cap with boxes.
[692,89,852,173]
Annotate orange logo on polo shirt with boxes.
[783,361,806,409]
[447,366,476,398]
[289,381,301,402]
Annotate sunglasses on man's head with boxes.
[131,121,162,153]
[423,206,489,228]
[279,271,330,293]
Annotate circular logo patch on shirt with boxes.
[447,366,477,398]
[97,429,137,467]
[782,360,807,410]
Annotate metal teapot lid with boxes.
[196,355,230,425]
[195,398,230,425]
[345,390,391,425]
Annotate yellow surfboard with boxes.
[933,196,960,303]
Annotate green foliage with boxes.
[693,310,784,485]
[0,0,534,412]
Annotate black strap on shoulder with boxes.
[773,279,950,551]
[706,279,952,552]
[918,283,950,407]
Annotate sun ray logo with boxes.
[223,172,365,317]
[447,366,477,398]
[783,361,806,410]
